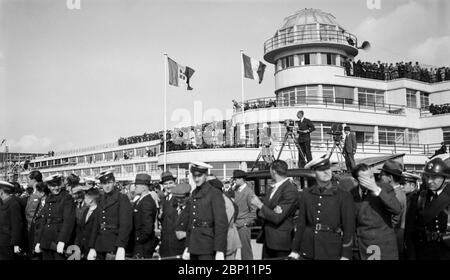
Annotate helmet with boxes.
[422,158,450,178]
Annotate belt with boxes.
[100,224,119,230]
[193,221,213,228]
[45,218,63,224]
[313,224,343,235]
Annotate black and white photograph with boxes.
[1,0,450,267]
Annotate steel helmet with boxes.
[422,158,450,178]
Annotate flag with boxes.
[0,139,5,146]
[168,57,195,90]
[242,53,266,83]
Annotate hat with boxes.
[160,171,176,184]
[171,183,191,197]
[190,161,213,176]
[0,181,14,192]
[344,126,351,131]
[96,168,115,183]
[44,174,63,186]
[380,160,403,177]
[422,158,450,178]
[133,173,152,186]
[305,156,331,171]
[401,172,421,182]
[231,170,247,179]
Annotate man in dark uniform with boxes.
[296,110,315,167]
[159,171,179,257]
[289,157,355,260]
[0,181,24,260]
[34,174,76,260]
[405,158,450,260]
[130,173,157,259]
[182,161,227,260]
[87,169,132,260]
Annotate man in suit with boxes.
[74,187,100,258]
[159,171,178,257]
[343,126,357,172]
[34,174,76,260]
[87,169,132,260]
[183,161,227,260]
[232,169,256,260]
[129,174,158,259]
[296,111,315,167]
[250,160,299,259]
[289,157,355,260]
[0,181,23,260]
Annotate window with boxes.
[406,89,417,108]
[94,153,103,162]
[358,88,384,106]
[378,127,409,145]
[279,56,295,69]
[298,54,306,66]
[149,163,159,172]
[320,53,337,65]
[83,169,91,176]
[124,164,133,173]
[92,168,100,175]
[335,86,354,104]
[443,127,450,145]
[420,92,429,108]
[135,163,146,172]
[309,53,318,65]
[323,85,334,103]
[307,85,319,103]
[104,152,113,161]
[295,86,306,104]
[77,156,85,164]
[136,148,146,157]
[407,129,419,144]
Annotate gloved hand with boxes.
[87,249,97,260]
[288,252,300,260]
[115,247,125,260]
[175,231,186,240]
[35,243,41,254]
[182,248,190,260]
[14,246,21,254]
[215,251,224,260]
[340,257,350,260]
[56,242,65,254]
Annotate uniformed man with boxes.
[182,161,227,260]
[289,157,355,260]
[130,173,158,259]
[401,172,421,213]
[34,174,76,260]
[87,169,132,260]
[405,158,450,260]
[0,181,24,260]
[159,171,179,257]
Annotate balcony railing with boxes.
[264,29,358,54]
[233,96,405,115]
[420,104,450,117]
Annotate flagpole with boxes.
[240,50,246,146]
[163,53,168,172]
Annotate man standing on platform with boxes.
[343,126,357,172]
[232,170,256,260]
[296,111,315,167]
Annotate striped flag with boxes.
[168,57,195,90]
[242,53,266,84]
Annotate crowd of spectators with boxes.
[344,59,450,83]
[233,99,277,112]
[428,103,450,116]
[118,132,162,146]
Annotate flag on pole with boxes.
[167,57,195,90]
[242,53,266,84]
[0,139,5,146]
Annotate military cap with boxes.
[422,158,450,178]
[96,168,115,183]
[380,160,403,177]
[160,171,176,184]
[171,183,191,197]
[0,181,14,192]
[305,156,331,171]
[133,173,152,186]
[44,174,63,186]
[190,161,213,175]
[401,172,421,182]
[231,169,247,179]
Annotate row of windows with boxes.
[443,127,450,145]
[378,127,419,145]
[276,53,346,71]
[406,89,429,108]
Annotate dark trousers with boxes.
[237,226,253,260]
[298,141,312,167]
[41,249,66,260]
[190,254,214,260]
[262,245,289,260]
[133,239,156,259]
[343,152,355,172]
[0,246,14,260]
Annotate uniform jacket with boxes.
[92,187,132,253]
[292,182,355,260]
[186,181,228,255]
[257,179,299,251]
[297,118,315,143]
[130,194,157,253]
[234,184,257,228]
[350,183,402,260]
[343,133,357,154]
[0,196,24,247]
[160,196,190,257]
[25,193,41,230]
[74,206,99,256]
[36,190,76,250]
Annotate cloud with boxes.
[408,36,450,66]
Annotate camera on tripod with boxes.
[284,119,296,131]
[328,123,344,143]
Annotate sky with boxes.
[0,0,449,153]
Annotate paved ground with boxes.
[235,240,263,260]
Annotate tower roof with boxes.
[280,8,345,30]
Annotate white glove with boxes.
[115,247,125,260]
[288,252,300,259]
[182,248,190,260]
[340,257,350,260]
[87,249,97,260]
[215,251,224,260]
[175,231,186,240]
[14,246,21,254]
[56,242,65,254]
[35,243,41,253]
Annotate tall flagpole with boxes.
[240,50,246,146]
[163,53,168,172]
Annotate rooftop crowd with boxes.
[428,103,450,116]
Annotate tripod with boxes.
[326,138,345,171]
[277,130,306,166]
[250,143,275,172]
